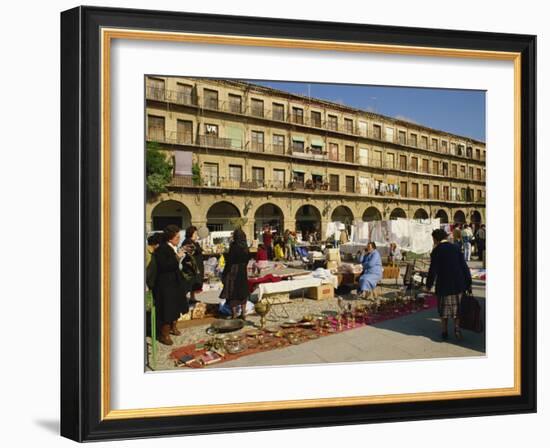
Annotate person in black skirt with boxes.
[220,227,250,319]
[426,228,472,340]
[181,225,204,304]
[152,225,190,345]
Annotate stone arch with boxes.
[295,204,321,236]
[206,201,241,231]
[413,208,429,220]
[254,203,284,240]
[362,206,382,222]
[435,209,449,224]
[151,200,192,231]
[470,210,483,232]
[331,205,354,235]
[453,210,466,224]
[389,207,407,220]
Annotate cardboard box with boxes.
[306,283,335,300]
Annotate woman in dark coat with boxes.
[220,228,250,319]
[152,225,190,345]
[181,225,204,303]
[426,228,472,340]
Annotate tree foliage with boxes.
[146,142,173,194]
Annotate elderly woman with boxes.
[357,242,383,299]
[152,225,190,345]
[220,228,250,319]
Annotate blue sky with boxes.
[249,80,486,142]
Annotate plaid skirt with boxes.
[437,293,462,319]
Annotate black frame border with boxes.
[60,6,536,442]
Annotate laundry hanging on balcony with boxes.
[174,151,193,176]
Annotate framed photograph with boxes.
[60,6,536,441]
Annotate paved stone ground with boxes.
[148,260,486,370]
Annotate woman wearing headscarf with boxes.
[220,228,250,319]
[151,225,190,345]
[357,242,383,299]
[181,225,205,303]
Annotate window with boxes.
[147,77,165,100]
[411,157,419,171]
[398,130,406,145]
[452,164,458,177]
[228,94,242,113]
[293,171,305,184]
[328,115,338,131]
[476,148,481,160]
[272,134,285,154]
[441,140,448,153]
[292,139,305,153]
[345,145,355,163]
[203,163,219,185]
[450,143,457,155]
[373,124,382,139]
[273,169,285,188]
[228,165,243,182]
[311,111,322,127]
[461,188,467,200]
[292,107,304,124]
[457,144,465,156]
[359,147,369,165]
[251,98,264,117]
[410,133,418,147]
[476,168,482,181]
[399,155,407,170]
[477,189,483,201]
[443,186,450,200]
[176,119,193,144]
[468,166,474,179]
[329,174,339,191]
[203,89,219,109]
[411,183,419,198]
[345,176,355,193]
[432,160,440,175]
[273,103,285,121]
[423,184,430,199]
[252,167,265,186]
[147,115,165,141]
[400,181,408,197]
[422,159,429,173]
[344,118,354,133]
[460,165,466,178]
[431,138,439,151]
[466,146,473,158]
[385,127,394,142]
[205,123,218,136]
[176,82,194,104]
[329,142,339,161]
[311,144,323,155]
[385,153,395,169]
[433,185,440,199]
[312,174,323,186]
[358,121,367,136]
[251,130,264,152]
[373,150,382,167]
[442,162,449,176]
[420,136,428,149]
[451,187,457,201]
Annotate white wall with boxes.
[0,0,546,446]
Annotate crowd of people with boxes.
[450,223,486,262]
[145,224,251,346]
[259,224,316,262]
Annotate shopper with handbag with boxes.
[426,228,472,340]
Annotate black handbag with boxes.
[459,291,484,333]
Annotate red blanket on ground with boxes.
[170,295,438,368]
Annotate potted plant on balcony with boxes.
[145,142,173,196]
[191,162,202,186]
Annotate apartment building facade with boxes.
[145,76,486,240]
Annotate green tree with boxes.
[146,142,173,194]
